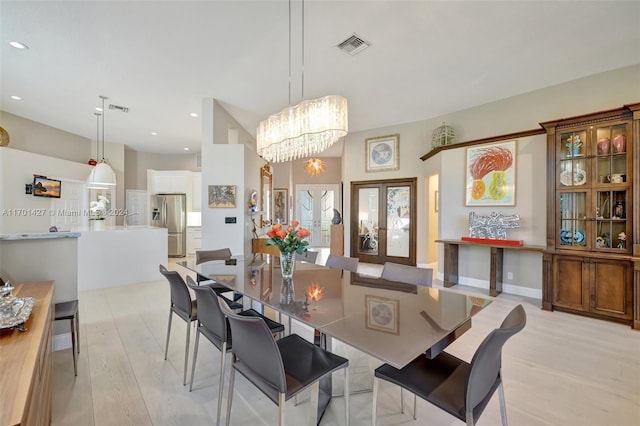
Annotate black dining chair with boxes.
[380,262,433,287]
[54,299,80,376]
[186,276,284,425]
[325,254,359,273]
[372,304,526,426]
[159,264,198,386]
[218,296,350,426]
[195,248,243,305]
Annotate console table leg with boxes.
[443,243,459,288]
[490,247,503,297]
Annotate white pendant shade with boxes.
[257,95,348,163]
[87,161,116,187]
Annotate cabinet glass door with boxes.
[559,192,587,248]
[595,123,628,186]
[595,190,628,251]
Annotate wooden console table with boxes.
[436,239,544,296]
[0,281,54,426]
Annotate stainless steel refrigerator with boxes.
[150,193,187,257]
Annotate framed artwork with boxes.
[208,185,237,208]
[365,295,399,334]
[273,188,288,224]
[465,140,517,206]
[366,134,399,172]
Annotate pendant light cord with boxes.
[101,96,106,160]
[94,112,101,159]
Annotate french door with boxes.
[296,184,339,248]
[350,178,416,265]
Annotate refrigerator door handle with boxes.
[163,200,167,227]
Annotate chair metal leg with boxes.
[217,343,227,426]
[225,367,235,426]
[413,393,417,420]
[309,381,319,426]
[344,367,350,426]
[70,318,77,376]
[189,328,200,391]
[183,319,191,385]
[466,411,474,426]
[372,377,379,426]
[400,388,404,414]
[498,381,508,426]
[279,392,286,426]
[76,306,80,354]
[164,307,173,360]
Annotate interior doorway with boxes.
[295,184,339,248]
[350,178,417,265]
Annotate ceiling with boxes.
[1,1,639,155]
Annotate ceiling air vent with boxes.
[108,104,129,113]
[337,34,370,56]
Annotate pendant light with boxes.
[256,0,347,163]
[87,95,116,187]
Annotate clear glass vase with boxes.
[280,251,296,278]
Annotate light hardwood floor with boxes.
[51,260,640,426]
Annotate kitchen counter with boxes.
[77,226,168,291]
[0,231,81,240]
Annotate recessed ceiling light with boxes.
[10,95,22,101]
[95,107,103,112]
[151,132,158,136]
[189,113,198,118]
[184,147,190,151]
[9,41,29,50]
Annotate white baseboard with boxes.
[54,332,73,351]
[436,272,542,299]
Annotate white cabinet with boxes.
[151,171,191,195]
[186,227,202,255]
[147,169,198,211]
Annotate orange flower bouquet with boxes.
[265,220,311,254]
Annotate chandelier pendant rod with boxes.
[288,0,292,107]
[301,0,305,101]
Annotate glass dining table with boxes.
[178,255,491,423]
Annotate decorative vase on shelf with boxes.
[613,135,626,153]
[280,251,296,279]
[597,138,610,155]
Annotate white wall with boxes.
[342,64,640,293]
[201,99,263,256]
[125,148,199,190]
[0,147,92,233]
[0,111,91,163]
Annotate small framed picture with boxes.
[366,134,399,172]
[208,185,237,208]
[365,294,399,334]
[273,188,288,224]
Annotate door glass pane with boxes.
[357,188,379,255]
[319,190,335,245]
[559,192,586,247]
[299,190,315,243]
[386,186,410,257]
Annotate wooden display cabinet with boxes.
[541,103,640,329]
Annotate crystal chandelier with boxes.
[256,0,347,163]
[303,158,326,176]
